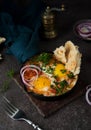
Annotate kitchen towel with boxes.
[0,0,45,63]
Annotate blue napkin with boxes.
[0,0,45,63]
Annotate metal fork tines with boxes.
[3,96,43,130]
[3,97,19,119]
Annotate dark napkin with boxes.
[0,0,44,63]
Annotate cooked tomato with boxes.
[24,68,37,81]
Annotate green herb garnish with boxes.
[0,69,15,93]
[60,69,67,73]
[57,80,68,94]
[59,80,68,88]
[54,81,59,86]
[37,52,52,65]
[7,69,15,78]
[52,80,68,95]
[46,66,54,74]
[67,72,75,78]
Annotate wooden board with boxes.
[13,73,86,118]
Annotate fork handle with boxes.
[22,118,43,130]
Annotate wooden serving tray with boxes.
[13,73,86,117]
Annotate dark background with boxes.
[0,0,91,130]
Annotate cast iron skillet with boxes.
[21,52,78,101]
[22,83,77,101]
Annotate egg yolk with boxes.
[33,75,51,91]
[54,63,67,78]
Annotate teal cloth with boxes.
[0,0,45,63]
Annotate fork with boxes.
[3,96,43,130]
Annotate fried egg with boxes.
[54,63,67,79]
[20,41,82,97]
[33,75,51,93]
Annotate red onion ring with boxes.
[85,87,91,105]
[29,65,41,72]
[20,64,41,75]
[20,65,31,75]
[21,68,38,82]
[20,64,41,88]
[76,22,91,39]
[21,75,33,87]
[77,23,91,34]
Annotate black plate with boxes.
[74,19,91,40]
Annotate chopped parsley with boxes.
[7,69,15,78]
[0,69,15,93]
[59,80,68,88]
[60,69,67,73]
[36,52,52,65]
[67,72,75,78]
[52,80,68,95]
[46,66,54,74]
